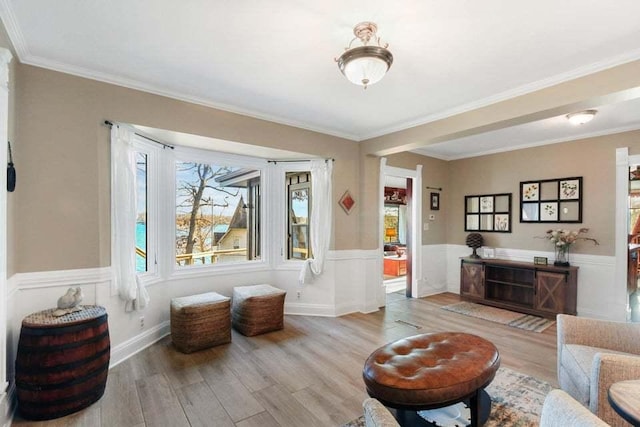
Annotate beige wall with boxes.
[448,131,640,256]
[14,65,361,273]
[14,61,637,272]
[6,26,640,273]
[384,152,449,245]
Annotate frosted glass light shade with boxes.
[566,110,597,125]
[338,46,393,88]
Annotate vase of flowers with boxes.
[555,245,570,266]
[544,228,599,267]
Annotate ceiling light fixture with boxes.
[566,109,597,125]
[336,22,393,89]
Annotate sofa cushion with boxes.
[561,344,634,406]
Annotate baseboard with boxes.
[417,286,447,298]
[0,382,15,427]
[109,320,170,368]
[284,302,340,317]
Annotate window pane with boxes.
[135,152,148,273]
[176,161,261,267]
[287,173,311,260]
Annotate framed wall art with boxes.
[338,190,355,214]
[519,177,582,223]
[430,192,440,210]
[464,193,512,232]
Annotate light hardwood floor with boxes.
[11,292,559,427]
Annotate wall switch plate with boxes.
[423,223,429,231]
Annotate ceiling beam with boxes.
[360,59,640,157]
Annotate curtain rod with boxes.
[267,158,335,164]
[104,120,175,150]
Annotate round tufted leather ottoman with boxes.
[363,332,500,426]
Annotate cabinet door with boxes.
[535,271,566,314]
[461,262,484,298]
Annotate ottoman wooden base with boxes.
[232,284,286,336]
[171,292,231,353]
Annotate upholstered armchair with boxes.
[557,314,640,426]
[362,398,399,427]
[540,389,609,427]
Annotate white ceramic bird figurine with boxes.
[57,288,76,309]
[73,287,83,307]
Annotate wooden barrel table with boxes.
[15,305,110,420]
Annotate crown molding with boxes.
[0,0,26,59]
[3,0,640,144]
[19,53,362,141]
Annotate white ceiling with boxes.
[2,0,640,156]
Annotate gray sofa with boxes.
[540,389,609,426]
[362,398,399,427]
[557,314,640,426]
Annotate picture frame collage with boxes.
[464,193,512,233]
[520,177,582,223]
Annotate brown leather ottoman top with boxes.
[363,332,500,408]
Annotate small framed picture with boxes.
[430,192,440,210]
[534,256,548,265]
[338,190,355,214]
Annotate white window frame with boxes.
[168,146,269,279]
[132,136,161,284]
[110,134,161,294]
[112,132,315,280]
[273,161,312,269]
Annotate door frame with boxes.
[379,158,422,303]
[616,147,640,321]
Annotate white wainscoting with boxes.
[417,244,448,297]
[446,244,622,321]
[5,250,384,374]
[5,244,623,386]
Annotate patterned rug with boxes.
[341,367,553,427]
[441,302,555,333]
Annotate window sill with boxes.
[168,260,271,280]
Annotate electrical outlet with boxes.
[297,290,301,299]
[139,315,144,329]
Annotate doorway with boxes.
[379,159,422,306]
[383,176,410,295]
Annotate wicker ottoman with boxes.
[232,285,286,336]
[170,292,231,353]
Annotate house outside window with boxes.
[175,161,261,267]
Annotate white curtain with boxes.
[299,159,333,285]
[111,126,150,311]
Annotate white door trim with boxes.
[379,158,423,303]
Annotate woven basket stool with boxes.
[170,292,231,353]
[232,284,286,336]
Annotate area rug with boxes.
[340,367,553,427]
[441,302,555,333]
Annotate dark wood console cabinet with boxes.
[460,258,578,318]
